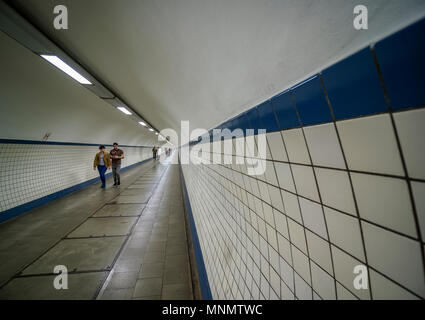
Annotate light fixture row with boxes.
[42,54,158,136]
[0,1,161,139]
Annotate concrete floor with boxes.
[0,154,194,300]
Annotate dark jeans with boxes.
[97,165,107,187]
[112,163,121,184]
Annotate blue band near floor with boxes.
[0,158,152,223]
[179,163,213,300]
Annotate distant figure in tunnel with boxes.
[152,146,158,160]
[110,143,124,186]
[93,145,111,188]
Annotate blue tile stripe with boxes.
[0,158,152,223]
[200,17,425,143]
[321,47,388,120]
[0,139,152,148]
[179,163,213,300]
[375,18,425,110]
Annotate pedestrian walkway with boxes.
[0,153,194,300]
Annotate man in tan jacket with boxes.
[93,145,111,188]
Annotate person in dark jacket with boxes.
[110,143,124,186]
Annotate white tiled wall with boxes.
[0,143,151,213]
[181,107,425,300]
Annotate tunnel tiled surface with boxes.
[0,156,193,300]
[1,1,425,302]
[0,144,152,215]
[179,19,425,300]
[181,108,425,301]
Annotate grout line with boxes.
[203,150,425,184]
[290,89,333,299]
[187,158,338,300]
[194,157,425,300]
[212,159,424,244]
[318,72,371,299]
[371,46,425,285]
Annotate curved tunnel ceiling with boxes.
[7,0,425,136]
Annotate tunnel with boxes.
[0,0,424,303]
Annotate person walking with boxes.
[93,145,111,188]
[152,146,158,160]
[110,142,124,186]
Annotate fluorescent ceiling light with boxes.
[148,128,154,132]
[117,107,132,115]
[155,132,159,135]
[139,121,146,126]
[40,55,92,85]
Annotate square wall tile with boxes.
[271,90,300,130]
[313,292,322,300]
[331,245,371,300]
[311,261,336,300]
[306,230,333,275]
[394,108,425,179]
[292,245,311,284]
[264,161,279,187]
[299,198,328,240]
[262,202,274,226]
[370,270,419,300]
[294,272,313,300]
[279,256,294,291]
[266,224,278,251]
[274,162,295,193]
[256,133,270,160]
[374,18,425,110]
[411,181,425,239]
[269,246,280,273]
[246,107,261,131]
[274,209,289,238]
[291,164,319,202]
[287,219,307,254]
[291,75,332,126]
[258,181,271,204]
[362,221,425,298]
[267,131,288,162]
[269,267,281,297]
[336,282,358,300]
[282,129,311,164]
[337,114,404,176]
[281,190,302,224]
[281,280,295,300]
[263,135,273,160]
[315,167,356,215]
[351,173,416,237]
[268,184,284,213]
[321,47,388,120]
[303,123,346,169]
[258,100,279,132]
[324,207,365,262]
[277,233,293,266]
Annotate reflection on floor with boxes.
[0,154,194,300]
